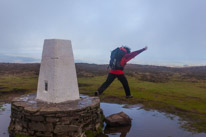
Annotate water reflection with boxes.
[0,104,11,137]
[105,126,131,137]
[98,125,131,137]
[99,102,206,137]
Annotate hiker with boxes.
[95,46,148,98]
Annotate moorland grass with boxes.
[0,74,38,100]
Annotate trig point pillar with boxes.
[36,39,79,103]
[9,39,103,137]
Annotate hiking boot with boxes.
[94,91,100,96]
[126,95,133,98]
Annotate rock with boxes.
[14,121,23,131]
[30,116,44,121]
[105,112,132,127]
[36,131,52,137]
[54,125,80,133]
[29,122,53,131]
[29,122,45,131]
[46,117,59,122]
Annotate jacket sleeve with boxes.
[121,48,146,66]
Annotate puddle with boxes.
[0,104,10,137]
[0,102,206,137]
[99,102,206,137]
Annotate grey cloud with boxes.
[0,0,205,65]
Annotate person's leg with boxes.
[117,74,131,96]
[96,73,116,95]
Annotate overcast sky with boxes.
[0,0,205,66]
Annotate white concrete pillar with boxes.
[36,39,79,103]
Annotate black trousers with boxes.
[98,73,131,96]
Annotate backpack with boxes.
[109,48,126,70]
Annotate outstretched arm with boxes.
[123,46,147,63]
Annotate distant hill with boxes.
[0,63,205,82]
[75,63,206,82]
[0,54,40,63]
[0,63,40,75]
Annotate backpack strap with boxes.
[120,47,127,54]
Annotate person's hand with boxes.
[144,46,148,50]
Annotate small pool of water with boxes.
[0,102,206,137]
[99,102,206,137]
[0,104,10,137]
